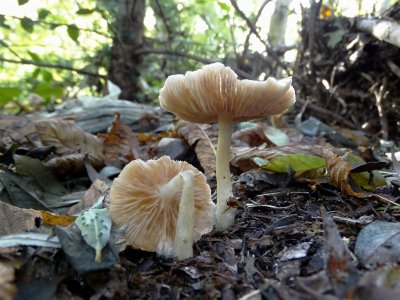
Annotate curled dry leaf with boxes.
[322,148,366,198]
[44,153,104,178]
[35,119,103,158]
[232,125,269,147]
[98,113,139,166]
[176,120,216,177]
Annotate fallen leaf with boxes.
[75,207,112,263]
[68,179,109,215]
[0,202,41,235]
[0,170,51,210]
[35,119,103,158]
[232,124,269,147]
[262,154,326,173]
[0,233,60,248]
[0,260,16,300]
[322,207,357,298]
[322,148,366,198]
[44,153,104,178]
[55,224,117,273]
[231,145,329,172]
[14,154,67,195]
[342,152,386,191]
[177,120,216,177]
[40,211,76,227]
[355,221,400,266]
[263,126,291,147]
[99,113,139,166]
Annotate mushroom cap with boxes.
[159,62,296,123]
[109,156,215,256]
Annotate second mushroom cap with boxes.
[159,62,296,123]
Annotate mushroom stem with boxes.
[161,170,195,259]
[173,170,195,260]
[215,113,236,230]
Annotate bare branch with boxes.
[243,0,271,58]
[229,0,286,70]
[0,57,104,78]
[136,47,254,79]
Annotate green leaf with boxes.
[20,17,34,33]
[217,2,230,12]
[0,87,22,105]
[75,208,112,263]
[342,152,386,191]
[28,51,41,62]
[0,15,11,29]
[18,0,30,5]
[32,68,40,79]
[67,25,79,42]
[263,154,326,173]
[34,83,62,100]
[41,70,53,82]
[76,8,94,15]
[37,8,51,20]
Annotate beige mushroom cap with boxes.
[159,62,296,123]
[109,156,214,256]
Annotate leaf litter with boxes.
[1,86,400,298]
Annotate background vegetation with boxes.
[0,0,396,110]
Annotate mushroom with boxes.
[109,156,215,260]
[159,62,295,230]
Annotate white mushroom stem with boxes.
[215,113,237,230]
[161,170,195,260]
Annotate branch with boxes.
[243,0,271,58]
[1,14,112,39]
[0,57,104,78]
[356,17,400,48]
[229,0,285,69]
[136,47,254,78]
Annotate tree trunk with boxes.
[108,0,146,101]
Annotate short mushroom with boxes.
[159,62,295,230]
[109,156,215,260]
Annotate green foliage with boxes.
[67,25,80,42]
[261,154,327,173]
[0,87,22,105]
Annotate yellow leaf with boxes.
[40,211,76,227]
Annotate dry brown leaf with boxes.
[68,179,109,215]
[232,125,270,147]
[98,113,139,166]
[35,119,103,158]
[0,260,16,300]
[322,148,366,198]
[44,153,104,178]
[40,211,76,227]
[177,120,216,177]
[0,202,41,235]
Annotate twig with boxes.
[229,0,285,70]
[135,47,254,79]
[0,57,104,78]
[242,0,270,59]
[295,96,356,129]
[372,78,389,139]
[2,14,112,39]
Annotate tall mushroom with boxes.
[109,156,215,260]
[159,63,295,230]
